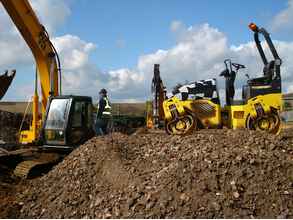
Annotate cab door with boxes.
[67,99,94,146]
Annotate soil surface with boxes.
[0,110,29,143]
[0,172,23,218]
[0,110,31,218]
[3,128,291,218]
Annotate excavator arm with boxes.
[1,0,59,112]
[151,64,165,128]
[0,0,60,143]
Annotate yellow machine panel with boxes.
[163,96,221,135]
[222,93,282,130]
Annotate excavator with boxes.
[146,64,166,129]
[162,23,283,135]
[0,0,95,178]
[151,64,166,128]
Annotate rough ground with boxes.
[0,110,31,218]
[0,172,23,218]
[6,128,291,218]
[0,110,29,143]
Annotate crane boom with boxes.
[0,0,60,143]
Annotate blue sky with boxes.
[57,0,288,70]
[1,0,293,101]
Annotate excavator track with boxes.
[14,153,60,178]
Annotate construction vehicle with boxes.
[0,70,16,100]
[163,23,283,135]
[147,64,166,128]
[0,0,95,178]
[163,79,222,134]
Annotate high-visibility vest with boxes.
[99,97,111,116]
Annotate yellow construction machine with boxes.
[0,0,95,178]
[163,79,222,134]
[163,23,283,135]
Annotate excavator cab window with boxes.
[43,96,95,148]
[44,98,71,146]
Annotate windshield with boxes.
[45,99,70,130]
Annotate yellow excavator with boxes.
[0,0,95,178]
[163,23,283,135]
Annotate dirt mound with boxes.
[0,174,23,218]
[16,129,293,218]
[0,110,29,143]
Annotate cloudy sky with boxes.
[1,0,293,103]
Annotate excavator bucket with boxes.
[0,70,15,100]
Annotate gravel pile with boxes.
[15,129,293,218]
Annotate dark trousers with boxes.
[95,118,109,135]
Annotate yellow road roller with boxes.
[163,23,283,135]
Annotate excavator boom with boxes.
[0,0,95,178]
[0,0,59,113]
[151,64,165,128]
[0,0,60,143]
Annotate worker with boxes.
[95,88,112,135]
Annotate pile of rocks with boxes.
[16,129,293,218]
[0,110,29,143]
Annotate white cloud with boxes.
[108,69,143,91]
[103,22,293,102]
[30,0,71,34]
[1,0,293,103]
[271,0,293,31]
[170,20,185,32]
[0,0,71,67]
[53,35,96,70]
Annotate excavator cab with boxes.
[0,70,16,100]
[42,96,95,149]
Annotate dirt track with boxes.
[1,128,289,218]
